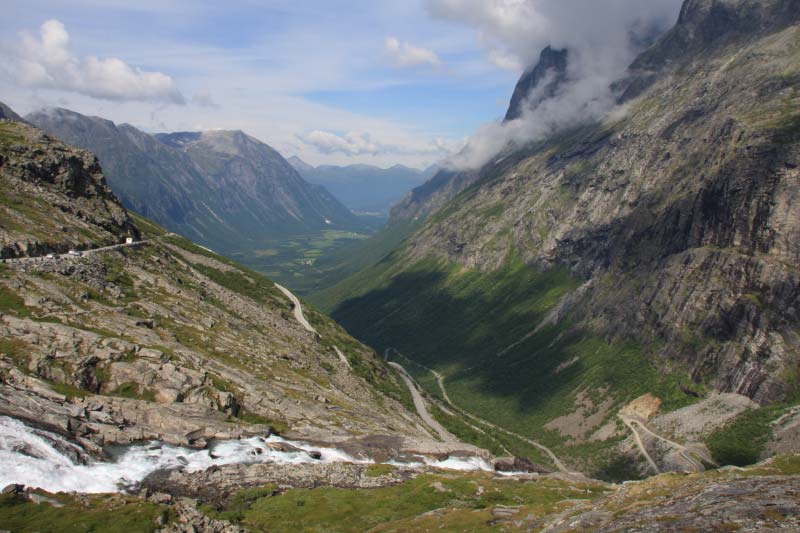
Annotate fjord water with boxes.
[0,416,495,493]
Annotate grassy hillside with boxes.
[303,218,421,302]
[328,254,701,474]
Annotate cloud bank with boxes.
[428,0,684,169]
[9,20,185,104]
[298,129,462,159]
[385,37,441,68]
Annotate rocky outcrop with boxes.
[142,462,417,504]
[619,0,800,100]
[0,102,26,123]
[505,46,569,122]
[157,498,246,533]
[560,475,800,532]
[0,120,138,258]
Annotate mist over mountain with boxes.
[288,156,437,214]
[4,0,800,530]
[319,0,800,483]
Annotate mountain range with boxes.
[2,0,800,529]
[315,0,800,478]
[3,95,800,530]
[25,109,363,257]
[288,156,437,214]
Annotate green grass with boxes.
[225,227,379,294]
[0,122,26,146]
[328,254,699,472]
[0,285,32,317]
[426,402,508,457]
[365,464,397,477]
[0,492,173,533]
[0,337,31,369]
[236,409,289,434]
[194,263,283,307]
[46,380,91,399]
[706,403,793,466]
[201,485,278,523]
[208,372,237,393]
[478,202,505,220]
[176,243,284,308]
[128,212,167,238]
[212,473,607,533]
[110,382,157,402]
[303,304,417,416]
[307,218,421,307]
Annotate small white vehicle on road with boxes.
[46,253,55,259]
[68,250,82,257]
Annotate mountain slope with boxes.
[323,0,800,475]
[289,158,433,214]
[385,44,571,228]
[0,116,435,449]
[0,102,25,123]
[25,109,362,256]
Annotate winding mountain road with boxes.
[620,415,660,474]
[274,283,356,372]
[621,414,711,473]
[2,239,150,264]
[387,348,572,474]
[388,362,458,443]
[275,284,317,334]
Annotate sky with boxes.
[0,1,684,169]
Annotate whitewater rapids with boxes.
[0,416,497,494]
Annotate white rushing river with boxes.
[0,416,496,494]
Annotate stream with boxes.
[0,416,496,494]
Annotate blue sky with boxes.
[1,0,684,168]
[0,0,523,167]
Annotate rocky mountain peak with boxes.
[287,155,315,173]
[504,46,569,122]
[31,107,116,131]
[0,101,25,123]
[0,117,138,257]
[154,131,202,149]
[629,0,800,73]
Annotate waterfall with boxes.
[0,416,497,494]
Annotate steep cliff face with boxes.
[619,0,800,100]
[505,46,569,122]
[387,46,570,226]
[0,118,138,258]
[325,0,800,472]
[412,1,799,401]
[26,109,361,255]
[400,0,800,403]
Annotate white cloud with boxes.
[427,0,683,72]
[428,0,685,170]
[487,49,522,71]
[298,129,461,159]
[447,66,616,169]
[385,37,441,68]
[10,20,185,104]
[299,130,384,156]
